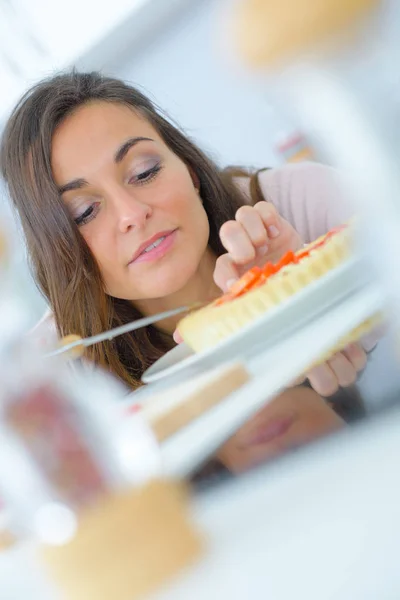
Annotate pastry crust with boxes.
[178,224,373,355]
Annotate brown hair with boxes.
[0,71,266,389]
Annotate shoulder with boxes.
[232,162,353,242]
[234,162,342,205]
[258,161,339,197]
[257,162,353,242]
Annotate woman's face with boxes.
[51,101,210,300]
[217,387,345,473]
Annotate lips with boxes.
[240,413,297,448]
[128,230,176,264]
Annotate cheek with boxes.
[80,227,107,266]
[291,407,344,442]
[160,183,210,259]
[217,439,284,474]
[159,164,204,219]
[216,428,283,474]
[164,181,207,226]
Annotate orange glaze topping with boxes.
[215,225,346,307]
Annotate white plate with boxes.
[142,256,371,384]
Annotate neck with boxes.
[133,248,221,335]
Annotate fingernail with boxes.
[258,244,269,256]
[267,225,280,238]
[173,329,183,344]
[226,278,238,291]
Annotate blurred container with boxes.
[274,130,316,163]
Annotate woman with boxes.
[0,71,368,471]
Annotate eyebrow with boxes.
[114,136,154,163]
[58,178,88,195]
[58,136,154,195]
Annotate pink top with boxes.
[237,161,352,243]
[32,161,352,347]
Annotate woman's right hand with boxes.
[213,202,380,398]
[214,201,303,293]
[174,203,299,344]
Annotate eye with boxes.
[74,202,100,227]
[128,162,162,185]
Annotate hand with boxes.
[214,202,303,292]
[173,203,300,344]
[294,343,367,397]
[213,202,380,395]
[292,322,383,396]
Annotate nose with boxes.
[112,188,152,233]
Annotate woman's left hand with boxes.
[295,327,381,396]
[295,343,367,397]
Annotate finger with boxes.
[359,323,385,352]
[360,335,378,353]
[327,352,357,388]
[289,374,306,387]
[214,253,240,292]
[235,206,269,253]
[219,220,256,265]
[342,343,367,372]
[307,363,339,397]
[253,202,281,239]
[173,329,184,344]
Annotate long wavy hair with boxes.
[0,71,267,388]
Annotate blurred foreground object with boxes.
[275,131,316,163]
[0,209,202,599]
[0,354,202,599]
[138,362,250,441]
[41,480,201,600]
[234,0,380,66]
[230,0,400,336]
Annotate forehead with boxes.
[51,101,160,180]
[55,101,158,141]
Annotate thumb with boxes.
[359,323,386,353]
[214,254,240,293]
[173,328,184,344]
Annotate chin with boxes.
[147,261,201,298]
[118,269,193,301]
